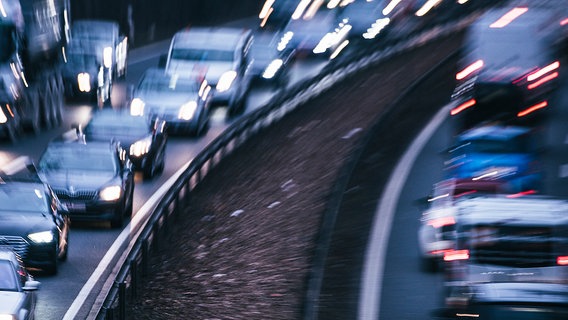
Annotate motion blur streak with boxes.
[517,101,547,117]
[527,72,558,90]
[456,59,483,80]
[383,0,402,16]
[415,0,442,17]
[444,249,470,261]
[561,18,568,26]
[292,0,311,20]
[527,61,559,81]
[557,256,568,265]
[428,216,456,228]
[258,0,274,19]
[450,99,476,115]
[489,7,528,28]
[506,190,536,198]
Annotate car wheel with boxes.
[110,212,124,229]
[45,243,59,275]
[420,256,439,273]
[143,159,157,180]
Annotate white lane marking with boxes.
[63,160,191,320]
[358,105,449,320]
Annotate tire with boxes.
[45,243,59,275]
[143,160,157,180]
[110,212,124,229]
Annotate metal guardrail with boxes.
[95,3,502,318]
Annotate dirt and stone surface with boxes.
[128,32,464,319]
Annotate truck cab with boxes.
[71,20,128,83]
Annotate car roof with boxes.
[172,27,251,51]
[455,196,568,226]
[457,125,531,141]
[87,109,151,127]
[0,248,20,265]
[73,19,119,32]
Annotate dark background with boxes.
[71,0,264,47]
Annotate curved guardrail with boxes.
[95,4,500,319]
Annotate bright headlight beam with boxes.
[29,231,54,243]
[99,185,122,201]
[490,7,528,28]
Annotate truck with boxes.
[0,0,71,142]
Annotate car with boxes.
[248,35,295,87]
[130,68,213,136]
[79,108,168,179]
[163,27,253,116]
[0,159,70,275]
[0,248,40,319]
[62,39,112,106]
[278,8,350,59]
[72,19,128,82]
[449,7,565,128]
[37,136,135,228]
[417,178,506,272]
[436,196,568,319]
[444,124,543,193]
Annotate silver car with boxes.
[0,248,40,320]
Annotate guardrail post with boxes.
[118,281,126,320]
[130,259,138,299]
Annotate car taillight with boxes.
[456,60,484,80]
[450,99,476,116]
[444,249,469,261]
[557,256,568,265]
[517,101,547,117]
[506,189,537,198]
[428,216,456,228]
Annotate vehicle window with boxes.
[85,118,149,137]
[0,260,18,291]
[0,186,48,213]
[39,146,118,172]
[171,48,234,62]
[138,76,198,93]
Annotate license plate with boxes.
[65,202,86,212]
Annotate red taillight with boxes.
[444,249,469,261]
[557,256,568,265]
[456,60,484,80]
[561,18,568,26]
[527,72,558,90]
[428,216,456,228]
[517,101,547,117]
[506,190,537,198]
[451,99,476,116]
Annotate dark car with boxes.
[0,160,70,274]
[249,36,295,87]
[130,68,212,136]
[450,7,565,128]
[63,40,112,106]
[0,248,40,319]
[37,137,135,228]
[79,108,167,179]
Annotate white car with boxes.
[0,248,40,320]
[417,178,504,272]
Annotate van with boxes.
[449,7,565,129]
[164,27,253,116]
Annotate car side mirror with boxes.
[23,280,41,291]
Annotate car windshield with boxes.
[137,76,199,94]
[0,185,47,213]
[170,48,234,62]
[39,146,117,172]
[85,115,150,138]
[0,260,17,291]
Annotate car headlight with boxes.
[77,73,91,92]
[216,71,237,92]
[262,59,284,79]
[99,185,122,201]
[178,101,198,120]
[0,314,16,320]
[28,231,54,243]
[130,137,152,157]
[130,98,145,116]
[103,46,113,68]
